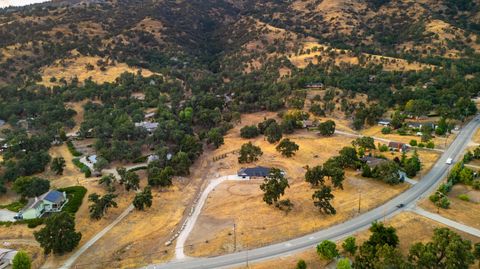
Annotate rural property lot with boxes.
[237,212,480,269]
[183,112,415,257]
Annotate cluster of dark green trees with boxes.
[430,161,480,208]
[313,222,480,269]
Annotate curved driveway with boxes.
[146,115,480,269]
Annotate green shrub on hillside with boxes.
[58,186,87,215]
[66,141,82,157]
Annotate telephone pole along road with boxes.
[144,116,480,269]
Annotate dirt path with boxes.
[175,175,243,260]
[410,207,480,237]
[56,164,146,269]
[58,204,134,269]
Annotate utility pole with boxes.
[233,222,236,252]
[246,241,249,268]
[358,192,361,213]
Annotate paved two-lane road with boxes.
[145,116,480,269]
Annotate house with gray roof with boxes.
[17,190,67,220]
[237,166,285,179]
[135,121,159,134]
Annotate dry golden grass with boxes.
[289,41,436,72]
[361,125,455,150]
[419,187,480,230]
[472,127,480,145]
[39,55,156,87]
[133,17,165,41]
[184,112,411,257]
[238,211,480,269]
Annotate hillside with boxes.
[1,1,480,268]
[0,0,479,85]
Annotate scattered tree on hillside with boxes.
[337,147,360,169]
[352,136,376,150]
[276,138,299,157]
[260,168,289,206]
[342,236,358,256]
[34,212,82,255]
[258,119,277,134]
[118,169,140,191]
[296,259,307,269]
[133,186,153,210]
[473,243,480,268]
[318,120,336,136]
[305,165,325,187]
[50,157,66,175]
[206,127,224,148]
[317,240,339,261]
[240,125,259,138]
[312,186,336,214]
[354,222,399,268]
[372,161,402,185]
[408,228,475,268]
[12,251,31,269]
[12,177,50,198]
[88,193,118,220]
[238,142,263,163]
[148,161,174,187]
[264,121,283,143]
[404,150,421,177]
[99,174,115,188]
[323,158,346,189]
[336,258,352,269]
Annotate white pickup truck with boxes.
[446,158,453,165]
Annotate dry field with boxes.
[39,55,156,87]
[184,112,411,257]
[289,41,435,72]
[419,186,480,230]
[361,124,455,150]
[238,211,480,269]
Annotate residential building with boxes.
[407,122,436,129]
[135,121,159,134]
[305,82,324,89]
[360,156,388,168]
[388,141,409,152]
[238,166,273,179]
[378,119,391,127]
[17,190,68,220]
[302,120,318,129]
